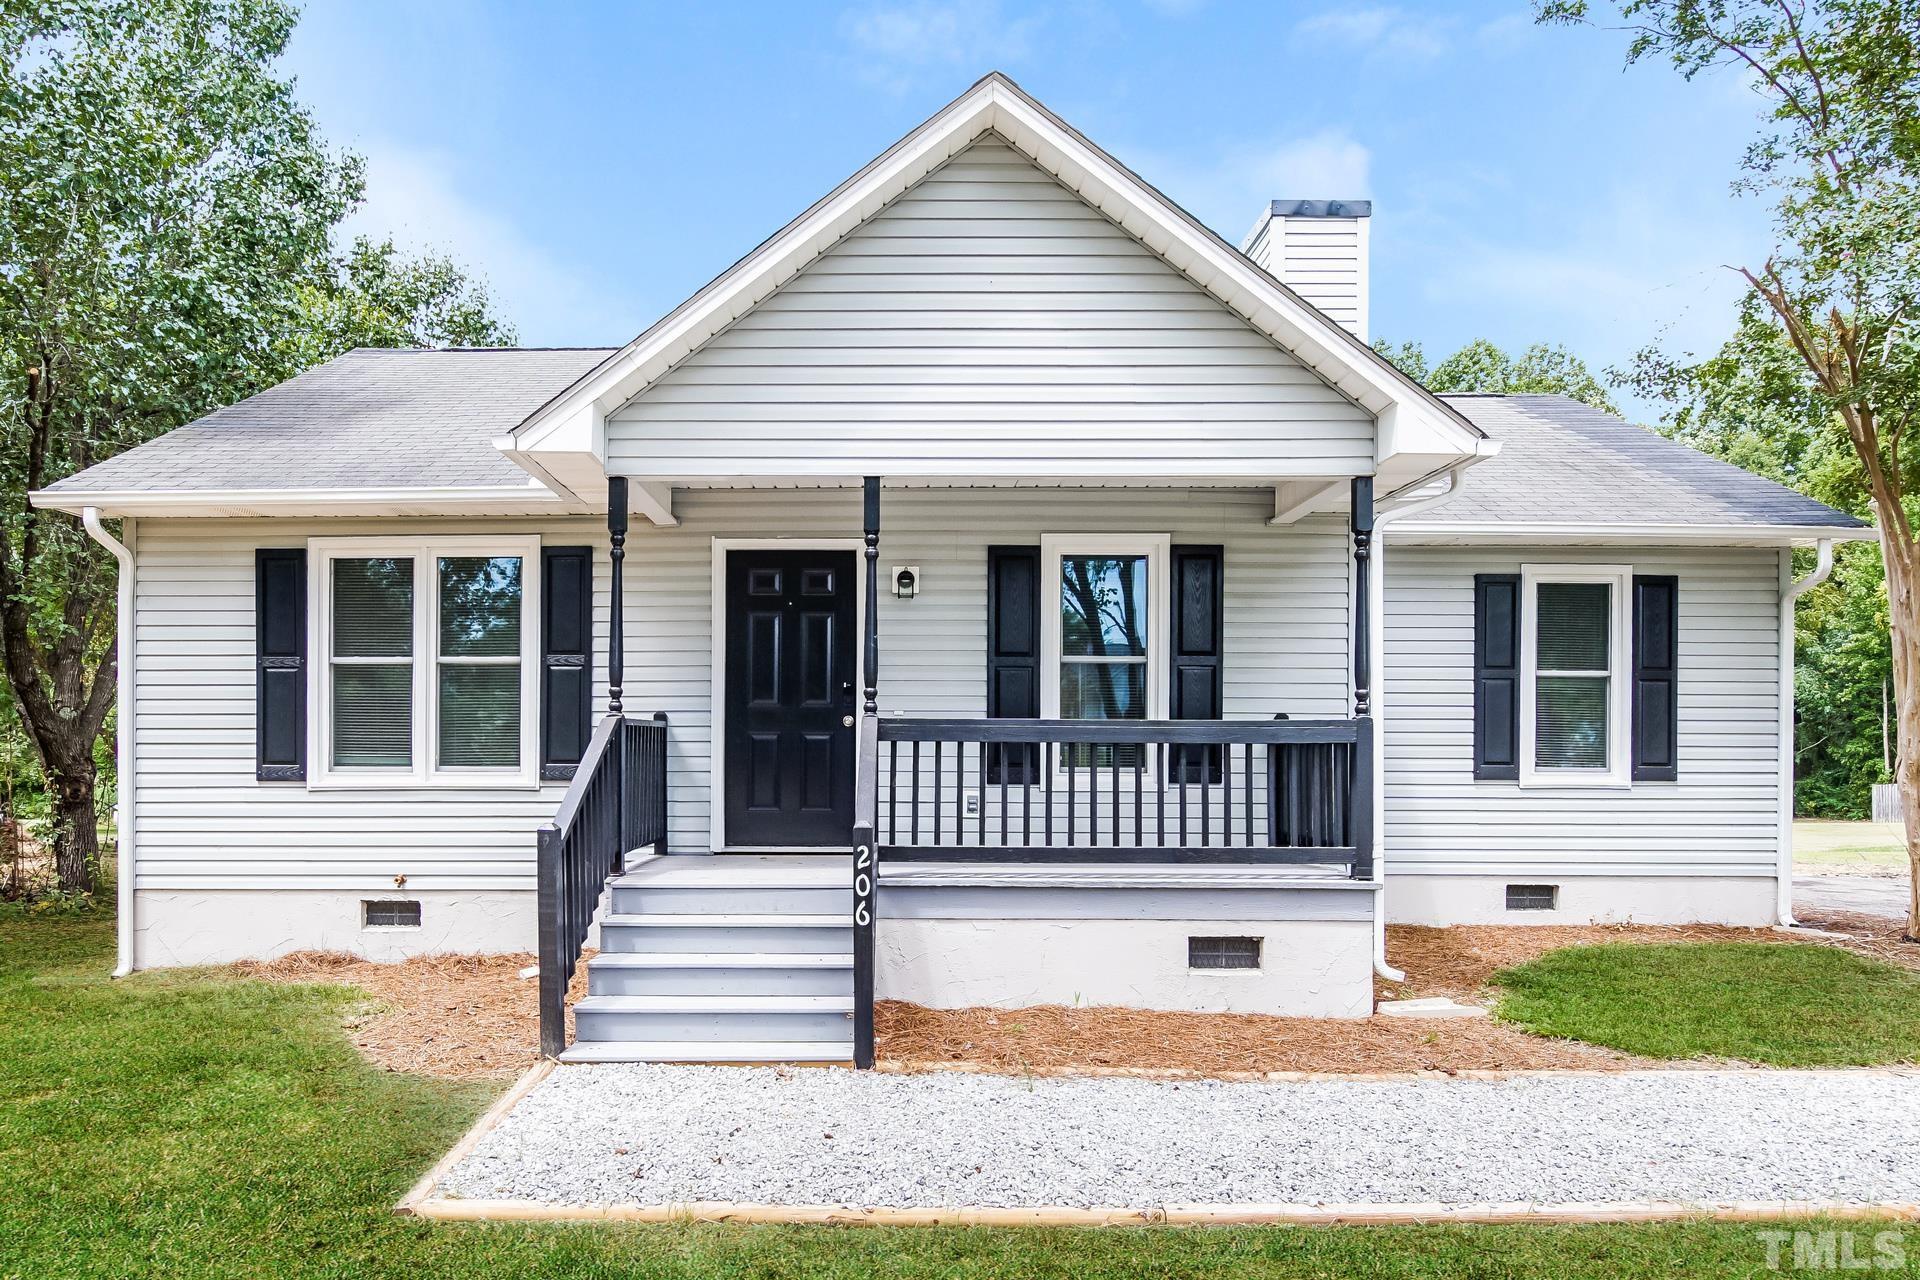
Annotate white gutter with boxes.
[81,507,136,977]
[1363,459,1479,982]
[1777,537,1835,925]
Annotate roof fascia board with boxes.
[1391,520,1875,547]
[507,72,1482,473]
[29,484,585,519]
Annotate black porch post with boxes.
[1348,475,1376,880]
[852,476,880,1069]
[863,478,880,713]
[607,477,628,716]
[1350,476,1373,717]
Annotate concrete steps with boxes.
[570,855,853,1065]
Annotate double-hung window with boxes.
[1039,534,1169,767]
[1519,564,1631,786]
[311,536,541,787]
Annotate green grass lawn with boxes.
[1495,941,1920,1066]
[1795,819,1909,870]
[1,911,1913,1280]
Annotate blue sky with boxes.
[283,0,1781,420]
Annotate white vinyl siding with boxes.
[132,517,601,893]
[1242,213,1369,340]
[1383,546,1782,877]
[605,136,1373,480]
[128,489,1349,890]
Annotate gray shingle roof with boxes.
[43,355,1868,537]
[1429,394,1865,530]
[42,347,614,494]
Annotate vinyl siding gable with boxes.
[606,135,1373,480]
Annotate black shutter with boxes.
[987,545,1040,782]
[1632,574,1679,782]
[1474,573,1520,780]
[255,548,306,782]
[541,545,594,780]
[1171,545,1224,782]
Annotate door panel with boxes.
[725,549,857,846]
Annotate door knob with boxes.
[842,715,855,728]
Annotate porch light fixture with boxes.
[893,566,919,599]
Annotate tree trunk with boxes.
[47,766,98,897]
[1881,535,1920,941]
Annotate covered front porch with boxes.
[534,474,1385,1065]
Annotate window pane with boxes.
[333,664,413,767]
[1536,675,1608,769]
[438,666,521,768]
[1060,556,1148,658]
[333,558,414,657]
[1061,661,1146,720]
[1536,581,1609,671]
[440,556,523,657]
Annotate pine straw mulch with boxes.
[231,950,589,1080]
[873,919,1920,1078]
[229,918,1920,1082]
[874,999,1648,1074]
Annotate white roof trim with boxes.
[1391,520,1874,548]
[29,482,582,519]
[500,72,1483,483]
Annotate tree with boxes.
[1374,337,1622,412]
[1628,305,1890,818]
[0,0,513,897]
[1542,0,1920,937]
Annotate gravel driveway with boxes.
[1797,872,1911,922]
[437,1064,1920,1210]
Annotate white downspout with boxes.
[1364,460,1481,982]
[1777,537,1835,926]
[81,507,136,977]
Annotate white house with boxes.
[36,74,1868,1066]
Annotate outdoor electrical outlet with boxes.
[965,791,980,817]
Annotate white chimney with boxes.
[1240,199,1371,341]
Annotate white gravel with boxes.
[438,1064,1920,1210]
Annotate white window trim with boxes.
[1519,562,1632,789]
[307,535,542,790]
[1039,533,1171,735]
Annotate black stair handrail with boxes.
[536,711,669,1058]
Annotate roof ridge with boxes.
[345,345,621,355]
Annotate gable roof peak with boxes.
[501,71,1485,500]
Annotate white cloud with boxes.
[1130,129,1372,240]
[1380,183,1770,417]
[343,140,638,347]
[840,0,1043,92]
[1296,6,1454,61]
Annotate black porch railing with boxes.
[535,711,669,1058]
[871,717,1373,872]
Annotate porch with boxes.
[536,476,1383,1065]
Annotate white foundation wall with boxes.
[133,889,537,965]
[876,918,1374,1017]
[1384,874,1777,927]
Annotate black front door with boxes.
[724,549,858,846]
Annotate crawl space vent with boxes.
[363,899,422,928]
[1188,936,1261,970]
[1505,884,1558,911]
